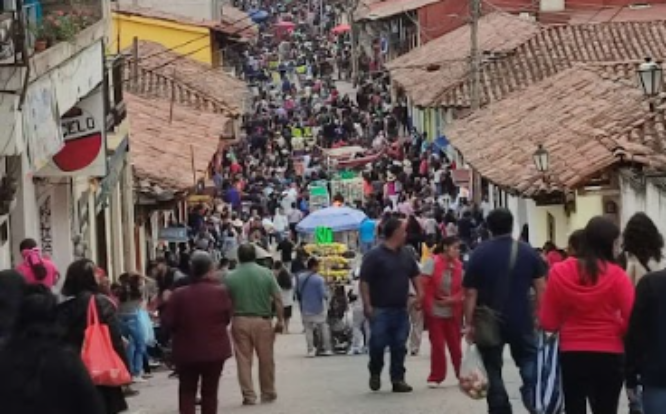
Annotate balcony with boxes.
[0,0,106,69]
[104,54,126,131]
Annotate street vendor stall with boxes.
[296,206,367,234]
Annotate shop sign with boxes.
[158,227,189,242]
[35,87,107,177]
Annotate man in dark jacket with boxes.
[161,252,232,414]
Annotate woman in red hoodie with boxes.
[539,216,635,414]
[420,236,464,387]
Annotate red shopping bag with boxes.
[81,296,131,386]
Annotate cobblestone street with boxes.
[129,315,531,414]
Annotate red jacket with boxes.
[539,258,635,353]
[422,255,464,322]
[161,279,233,366]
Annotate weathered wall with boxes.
[111,13,214,65]
[118,0,218,21]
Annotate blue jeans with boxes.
[120,313,146,377]
[478,331,537,414]
[643,387,666,414]
[368,307,409,382]
[360,241,374,255]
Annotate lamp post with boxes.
[637,57,663,112]
[533,144,550,182]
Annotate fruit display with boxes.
[320,255,349,269]
[304,243,347,256]
[320,269,349,280]
[459,368,489,400]
[304,243,353,281]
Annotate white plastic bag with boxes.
[459,344,489,400]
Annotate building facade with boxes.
[0,0,135,277]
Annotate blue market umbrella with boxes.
[434,135,449,150]
[248,9,269,23]
[296,206,368,234]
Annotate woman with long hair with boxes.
[56,259,128,414]
[0,285,105,414]
[15,238,59,289]
[621,212,664,285]
[619,212,664,414]
[273,261,294,334]
[420,236,463,387]
[539,216,635,414]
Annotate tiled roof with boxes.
[126,93,229,191]
[355,0,438,21]
[386,13,540,106]
[445,63,666,195]
[434,20,666,108]
[125,41,249,116]
[549,4,666,25]
[113,4,256,37]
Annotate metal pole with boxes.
[470,0,481,111]
[347,0,359,83]
[131,36,139,91]
[470,0,482,203]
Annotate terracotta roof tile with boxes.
[435,20,666,108]
[126,93,228,191]
[445,63,666,195]
[386,13,540,106]
[125,41,249,116]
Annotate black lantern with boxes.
[533,144,549,173]
[638,57,663,97]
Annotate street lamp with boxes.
[638,57,663,111]
[533,144,550,174]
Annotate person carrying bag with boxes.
[472,241,518,347]
[81,297,132,387]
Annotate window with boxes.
[547,212,555,245]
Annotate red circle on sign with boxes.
[52,106,103,172]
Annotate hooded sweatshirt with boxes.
[16,248,59,289]
[539,257,635,353]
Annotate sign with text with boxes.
[35,87,107,177]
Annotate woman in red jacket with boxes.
[539,216,635,414]
[161,251,233,414]
[420,236,464,387]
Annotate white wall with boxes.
[118,0,217,20]
[49,180,74,273]
[620,176,666,240]
[10,153,38,264]
[526,200,569,249]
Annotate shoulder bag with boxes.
[473,240,519,348]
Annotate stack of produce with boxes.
[304,243,347,256]
[304,243,351,281]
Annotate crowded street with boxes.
[2,0,666,414]
[127,318,532,414]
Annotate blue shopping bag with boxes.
[534,331,564,414]
[138,308,156,347]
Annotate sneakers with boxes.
[306,350,316,358]
[369,375,381,391]
[132,376,147,384]
[321,350,334,356]
[427,381,441,389]
[392,381,413,393]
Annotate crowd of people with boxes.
[1,1,666,414]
